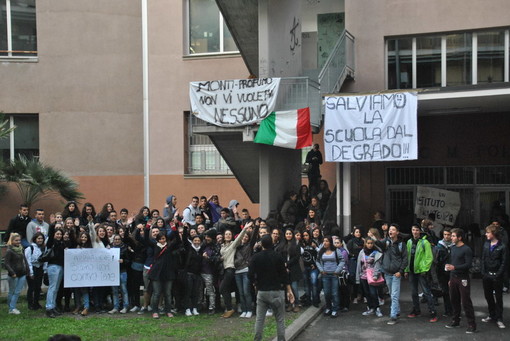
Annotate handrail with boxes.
[318,29,355,93]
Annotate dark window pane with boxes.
[387,38,412,89]
[477,31,504,84]
[13,115,38,159]
[446,33,472,86]
[189,0,220,54]
[10,0,36,55]
[0,0,7,55]
[416,36,442,88]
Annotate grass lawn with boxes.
[0,296,299,341]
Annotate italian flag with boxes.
[254,108,312,149]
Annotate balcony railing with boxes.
[318,30,355,94]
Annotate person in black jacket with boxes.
[145,226,181,319]
[481,224,508,329]
[5,233,30,314]
[183,234,203,316]
[4,204,31,247]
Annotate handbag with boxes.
[38,247,55,263]
[302,163,310,173]
[366,267,385,286]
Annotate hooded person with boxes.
[163,195,178,221]
[228,200,241,222]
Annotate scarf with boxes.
[10,245,24,255]
[157,242,167,249]
[192,244,201,252]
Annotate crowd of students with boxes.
[2,190,508,335]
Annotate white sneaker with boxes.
[147,305,153,312]
[120,308,128,314]
[379,298,385,306]
[108,308,119,314]
[245,311,253,318]
[376,308,383,317]
[497,321,506,329]
[362,308,374,316]
[9,309,21,315]
[130,306,139,313]
[240,312,247,318]
[266,309,273,317]
[185,309,192,317]
[192,308,199,316]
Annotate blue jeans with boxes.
[303,267,319,305]
[384,273,401,318]
[321,274,340,312]
[112,272,129,310]
[235,271,252,312]
[46,264,63,310]
[409,272,436,314]
[75,287,90,309]
[8,275,27,311]
[151,280,173,313]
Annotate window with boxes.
[187,0,237,55]
[0,114,39,161]
[187,112,231,175]
[387,28,510,89]
[0,0,37,57]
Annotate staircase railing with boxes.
[318,30,355,94]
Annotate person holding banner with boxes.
[73,232,93,316]
[109,234,131,314]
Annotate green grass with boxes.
[0,296,297,341]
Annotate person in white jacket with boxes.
[24,232,46,310]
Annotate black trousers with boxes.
[27,266,44,307]
[483,276,504,321]
[449,276,476,328]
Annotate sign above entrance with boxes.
[189,78,281,127]
[323,92,418,162]
[414,186,461,225]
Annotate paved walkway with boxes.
[295,278,509,340]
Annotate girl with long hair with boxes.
[25,232,46,310]
[5,233,29,314]
[316,236,344,318]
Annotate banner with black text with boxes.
[189,78,281,127]
[64,248,120,288]
[414,186,461,225]
[324,92,418,162]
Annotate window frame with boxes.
[183,0,239,57]
[0,0,38,61]
[0,114,39,161]
[386,28,510,89]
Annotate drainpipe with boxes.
[142,0,150,206]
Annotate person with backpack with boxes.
[404,224,437,323]
[24,232,46,310]
[381,224,407,325]
[316,236,345,318]
[356,238,384,318]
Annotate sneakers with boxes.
[362,308,375,316]
[429,316,438,323]
[81,308,89,316]
[465,326,477,334]
[323,309,331,316]
[387,318,397,325]
[147,305,153,312]
[375,308,383,317]
[445,322,460,328]
[293,306,301,313]
[137,306,147,315]
[208,309,215,315]
[108,308,119,314]
[120,308,127,314]
[378,298,385,306]
[152,313,159,319]
[265,309,273,317]
[330,311,339,318]
[192,308,199,316]
[240,312,247,318]
[46,309,56,318]
[245,311,253,318]
[407,310,421,318]
[166,312,174,318]
[497,321,506,329]
[481,316,494,323]
[8,309,21,315]
[185,309,192,317]
[129,306,140,313]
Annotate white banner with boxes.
[324,92,418,162]
[414,186,461,225]
[64,248,120,288]
[189,78,281,127]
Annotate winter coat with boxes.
[481,240,507,278]
[356,249,383,284]
[381,237,407,275]
[4,246,29,277]
[405,235,433,274]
